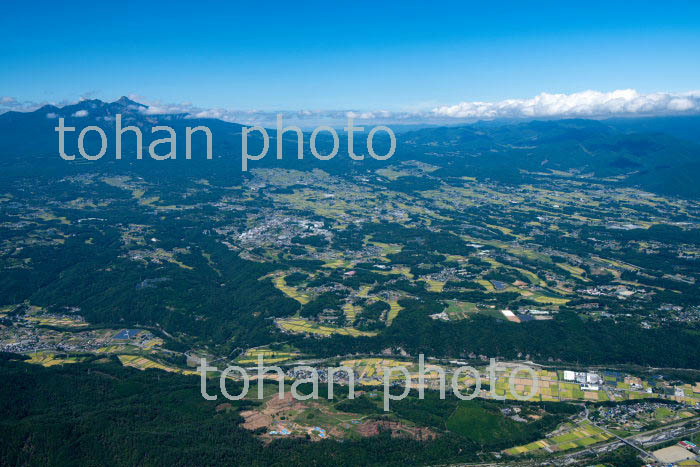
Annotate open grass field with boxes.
[655,406,674,421]
[445,300,478,320]
[528,292,571,305]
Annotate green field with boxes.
[445,300,478,320]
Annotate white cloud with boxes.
[72,109,89,117]
[135,89,700,126]
[432,89,700,119]
[1,97,43,113]
[2,89,699,127]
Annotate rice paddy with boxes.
[505,421,614,455]
[386,299,403,325]
[425,279,446,292]
[271,274,311,304]
[276,317,377,337]
[26,351,83,367]
[342,302,360,324]
[236,347,300,365]
[556,263,589,282]
[118,354,197,375]
[341,358,417,382]
[24,315,88,328]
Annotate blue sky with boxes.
[1,0,700,113]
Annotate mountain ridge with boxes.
[1,98,700,197]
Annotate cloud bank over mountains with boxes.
[2,89,700,127]
[431,89,700,119]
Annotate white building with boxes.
[586,373,601,384]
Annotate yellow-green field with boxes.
[26,351,83,367]
[276,317,377,337]
[271,274,311,304]
[527,292,571,305]
[25,315,88,328]
[341,358,447,386]
[367,240,403,256]
[236,347,300,365]
[386,299,403,325]
[96,345,129,353]
[118,354,197,375]
[505,421,613,455]
[425,279,446,292]
[376,168,410,180]
[322,258,355,269]
[36,211,71,224]
[490,371,610,402]
[342,302,360,324]
[556,263,588,282]
[341,358,414,380]
[357,285,372,298]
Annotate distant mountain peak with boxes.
[113,96,146,108]
[36,104,60,113]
